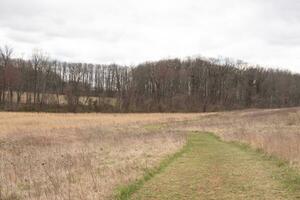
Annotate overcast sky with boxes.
[1,0,300,72]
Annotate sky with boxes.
[1,0,300,72]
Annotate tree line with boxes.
[1,45,300,112]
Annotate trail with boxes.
[131,133,300,200]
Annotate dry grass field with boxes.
[0,113,200,200]
[181,107,300,165]
[1,108,300,200]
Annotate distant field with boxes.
[2,91,117,106]
[1,108,300,199]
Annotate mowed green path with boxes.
[131,133,300,200]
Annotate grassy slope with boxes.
[129,133,300,200]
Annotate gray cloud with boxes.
[0,0,300,72]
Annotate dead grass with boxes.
[181,107,300,166]
[0,113,200,200]
[131,133,300,200]
[1,108,300,199]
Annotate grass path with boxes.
[129,133,300,200]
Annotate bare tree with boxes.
[0,45,13,106]
[31,49,48,106]
[0,47,299,112]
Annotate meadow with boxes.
[0,113,199,200]
[183,107,300,165]
[1,108,300,199]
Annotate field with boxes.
[2,91,117,106]
[183,107,300,164]
[1,108,300,199]
[132,134,300,199]
[0,113,199,200]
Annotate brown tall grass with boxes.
[1,108,300,199]
[0,113,200,200]
[182,107,300,165]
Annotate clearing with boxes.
[131,133,300,200]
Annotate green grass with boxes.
[143,124,167,132]
[118,132,300,200]
[114,134,190,200]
